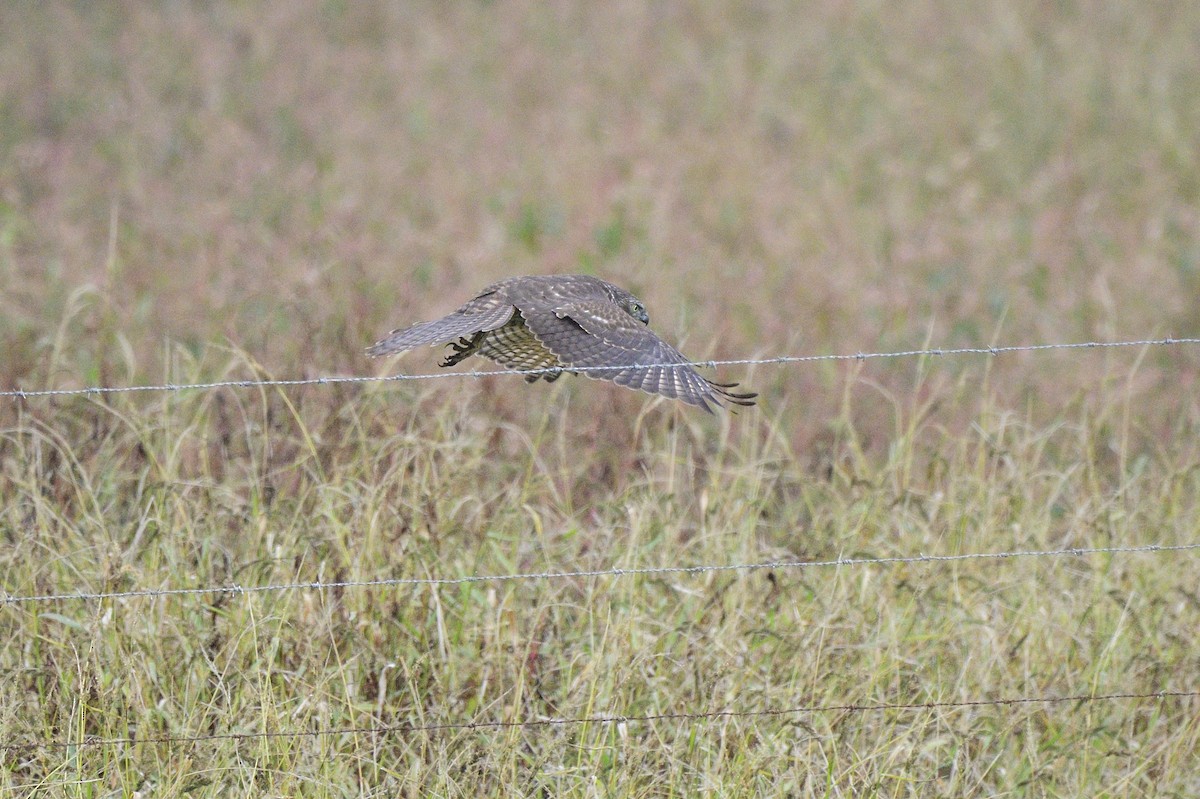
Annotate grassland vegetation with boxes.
[1,2,1198,796]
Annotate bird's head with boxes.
[620,295,649,325]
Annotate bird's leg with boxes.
[441,333,484,368]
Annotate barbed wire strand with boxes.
[3,337,1198,400]
[3,690,1193,755]
[3,542,1195,607]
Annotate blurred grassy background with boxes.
[2,1,1199,796]
[3,1,1198,435]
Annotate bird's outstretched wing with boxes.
[366,299,515,357]
[522,302,756,412]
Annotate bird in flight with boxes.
[367,274,756,412]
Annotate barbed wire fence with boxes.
[2,336,1198,762]
[2,542,1197,606]
[1,336,1197,400]
[2,690,1195,756]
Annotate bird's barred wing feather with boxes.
[366,301,515,356]
[522,302,755,412]
[477,312,564,378]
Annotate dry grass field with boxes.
[2,1,1199,796]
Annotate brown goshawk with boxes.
[367,274,755,412]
